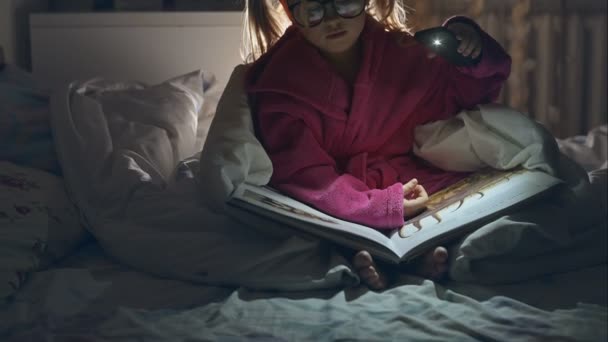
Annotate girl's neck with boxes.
[321,40,362,85]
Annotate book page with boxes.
[230,185,401,261]
[388,168,562,261]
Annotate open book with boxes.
[228,168,563,264]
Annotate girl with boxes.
[244,0,511,289]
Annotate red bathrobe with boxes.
[247,16,511,230]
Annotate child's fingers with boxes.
[403,184,429,217]
[415,184,428,199]
[404,191,429,208]
[463,37,480,56]
[448,22,481,56]
[405,196,427,208]
[447,23,464,39]
[457,37,466,53]
[471,45,482,59]
[458,37,473,55]
[403,198,428,217]
[402,179,418,194]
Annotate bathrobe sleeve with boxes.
[255,96,405,230]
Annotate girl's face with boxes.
[287,0,367,56]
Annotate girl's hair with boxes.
[241,0,411,63]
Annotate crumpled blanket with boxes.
[411,105,606,283]
[51,70,358,291]
[6,280,607,341]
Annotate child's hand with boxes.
[402,179,429,218]
[446,22,483,59]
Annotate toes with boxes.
[430,247,449,280]
[368,272,388,290]
[364,270,386,290]
[352,251,388,290]
[433,246,448,263]
[353,251,373,269]
[359,266,377,279]
[410,246,449,280]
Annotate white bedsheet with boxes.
[1,244,605,341]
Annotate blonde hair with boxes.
[241,0,411,63]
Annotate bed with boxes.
[1,33,607,341]
[2,240,606,340]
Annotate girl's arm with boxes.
[415,16,512,124]
[256,104,405,230]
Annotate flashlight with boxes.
[414,26,480,67]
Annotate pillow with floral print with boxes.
[0,161,89,299]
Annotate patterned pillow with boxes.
[0,65,61,175]
[0,162,89,299]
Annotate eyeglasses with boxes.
[288,0,366,28]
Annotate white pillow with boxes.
[0,162,88,299]
[198,65,273,212]
[66,70,219,182]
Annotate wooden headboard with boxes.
[30,12,244,89]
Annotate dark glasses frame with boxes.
[288,0,366,28]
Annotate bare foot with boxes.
[411,246,449,281]
[353,250,388,291]
[353,247,449,290]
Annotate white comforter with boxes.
[5,277,606,341]
[414,109,606,283]
[50,65,607,291]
